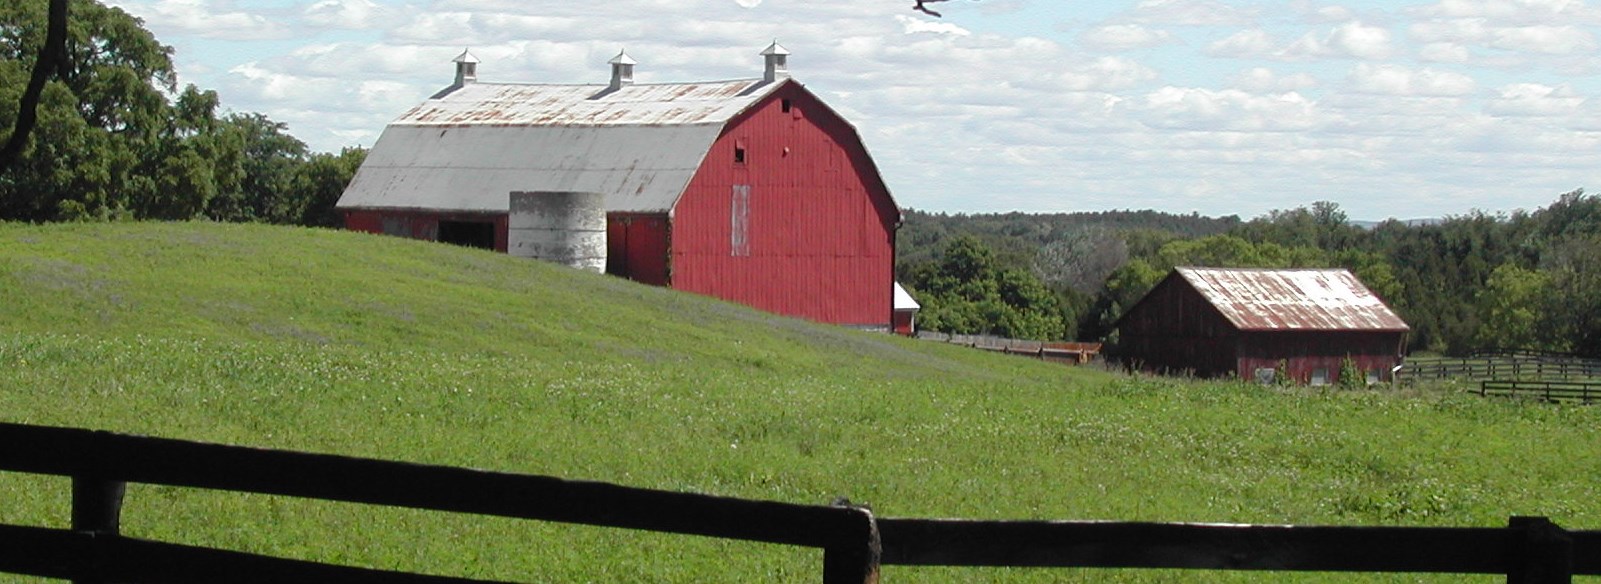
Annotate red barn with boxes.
[1113,267,1409,384]
[336,44,901,329]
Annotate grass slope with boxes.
[2,221,1598,583]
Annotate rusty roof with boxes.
[1176,267,1409,331]
[395,79,773,127]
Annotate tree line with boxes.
[0,0,362,226]
[898,195,1601,358]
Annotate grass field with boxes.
[2,221,1598,582]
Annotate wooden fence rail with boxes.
[1403,356,1601,383]
[1,422,1597,583]
[0,422,880,584]
[1481,379,1601,404]
[914,332,1101,364]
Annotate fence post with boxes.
[1506,516,1571,584]
[823,503,880,584]
[71,476,127,584]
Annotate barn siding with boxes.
[670,85,896,327]
[605,213,670,286]
[1237,331,1407,384]
[343,210,508,252]
[1117,275,1238,376]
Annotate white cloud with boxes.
[1134,86,1324,132]
[1285,21,1395,60]
[1489,25,1598,54]
[734,0,762,7]
[1079,24,1174,51]
[1485,83,1587,116]
[1418,41,1473,62]
[105,0,290,40]
[1229,67,1320,93]
[1130,0,1257,25]
[1346,63,1477,96]
[302,0,395,30]
[895,15,972,36]
[1415,0,1601,23]
[1207,29,1277,57]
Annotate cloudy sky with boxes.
[103,0,1601,220]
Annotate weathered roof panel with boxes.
[338,123,723,213]
[1177,267,1409,331]
[395,80,772,127]
[339,79,787,213]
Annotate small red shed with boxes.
[336,44,901,329]
[892,282,920,336]
[1113,267,1409,384]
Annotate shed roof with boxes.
[893,282,920,311]
[337,78,786,214]
[1175,267,1409,332]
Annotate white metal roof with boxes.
[1176,267,1409,331]
[338,78,785,213]
[893,282,920,311]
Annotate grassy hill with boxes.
[2,221,1598,583]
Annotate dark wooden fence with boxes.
[1403,355,1601,383]
[1481,379,1601,404]
[914,332,1102,364]
[2,422,1598,583]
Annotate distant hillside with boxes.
[897,208,1241,272]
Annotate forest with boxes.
[897,195,1601,358]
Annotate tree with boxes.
[1472,264,1554,352]
[908,236,1066,339]
[1,0,178,220]
[292,147,366,227]
[0,0,67,173]
[1032,226,1128,295]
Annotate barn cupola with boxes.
[452,49,479,86]
[761,41,790,83]
[608,50,636,90]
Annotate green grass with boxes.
[2,221,1599,583]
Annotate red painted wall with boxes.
[893,310,916,336]
[606,213,670,286]
[669,83,898,327]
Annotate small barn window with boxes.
[1253,368,1275,385]
[734,146,746,164]
[1310,368,1330,386]
[781,99,792,113]
[1366,369,1382,385]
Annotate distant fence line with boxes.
[1,422,1598,583]
[1481,379,1601,404]
[1402,354,1601,383]
[914,332,1102,364]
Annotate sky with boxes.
[101,0,1601,221]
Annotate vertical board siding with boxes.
[671,85,896,327]
[606,213,670,286]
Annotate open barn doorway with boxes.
[437,220,496,250]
